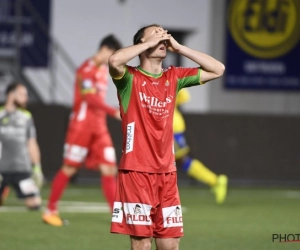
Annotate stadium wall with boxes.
[29,104,300,187]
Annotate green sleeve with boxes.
[112,66,133,113]
[112,66,132,91]
[177,68,202,93]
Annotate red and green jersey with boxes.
[113,65,201,173]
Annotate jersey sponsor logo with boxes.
[126,122,135,153]
[0,126,26,137]
[152,81,159,85]
[112,201,123,223]
[139,92,173,108]
[124,203,152,225]
[139,92,173,117]
[163,205,183,228]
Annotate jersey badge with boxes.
[82,79,93,89]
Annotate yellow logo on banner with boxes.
[228,0,300,59]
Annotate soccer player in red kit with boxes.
[42,35,122,227]
[109,25,225,250]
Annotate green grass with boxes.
[1,186,300,250]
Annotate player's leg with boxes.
[99,163,117,212]
[43,125,91,226]
[181,155,217,186]
[155,238,180,250]
[0,173,10,204]
[9,172,42,210]
[180,156,228,204]
[46,164,78,212]
[174,133,228,204]
[111,171,155,248]
[1,187,10,202]
[0,173,8,206]
[153,172,183,250]
[24,196,42,210]
[130,236,153,250]
[174,132,218,186]
[43,164,78,226]
[87,132,117,211]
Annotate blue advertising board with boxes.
[0,0,51,67]
[225,0,300,90]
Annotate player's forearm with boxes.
[178,45,225,76]
[28,138,41,165]
[109,43,150,68]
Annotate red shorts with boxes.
[63,123,116,169]
[111,170,183,238]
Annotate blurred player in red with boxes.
[42,35,122,226]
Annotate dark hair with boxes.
[5,82,22,96]
[99,34,122,51]
[133,24,161,45]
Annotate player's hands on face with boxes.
[166,35,181,52]
[141,27,170,48]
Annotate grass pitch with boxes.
[1,185,300,250]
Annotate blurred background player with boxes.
[0,82,43,209]
[42,34,122,226]
[174,88,228,204]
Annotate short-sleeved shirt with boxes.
[112,65,201,173]
[0,107,36,173]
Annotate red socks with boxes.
[47,170,116,212]
[47,170,70,212]
[101,176,116,211]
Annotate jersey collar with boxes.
[137,66,163,78]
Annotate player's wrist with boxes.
[32,163,42,173]
[141,41,151,50]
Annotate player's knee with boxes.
[25,196,41,210]
[131,236,152,250]
[62,165,78,177]
[156,238,180,250]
